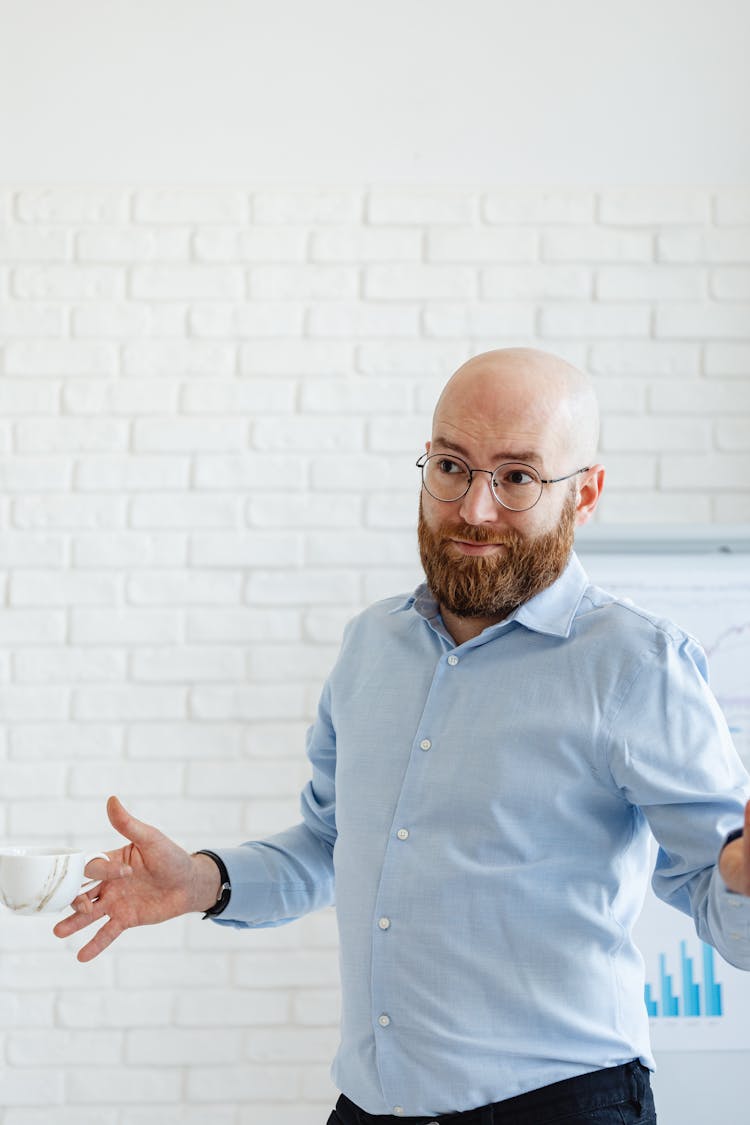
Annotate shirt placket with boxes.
[369,643,463,1116]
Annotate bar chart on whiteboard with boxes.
[644,940,723,1019]
[577,544,750,1051]
[633,881,750,1051]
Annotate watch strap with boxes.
[194,849,231,918]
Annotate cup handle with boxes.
[81,852,111,890]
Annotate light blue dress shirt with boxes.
[214,553,750,1118]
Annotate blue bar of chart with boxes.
[645,941,723,1018]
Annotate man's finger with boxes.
[71,890,95,917]
[743,799,750,894]
[83,856,131,882]
[53,897,107,939]
[106,794,152,847]
[76,917,124,963]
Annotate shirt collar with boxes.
[512,552,589,638]
[390,552,590,641]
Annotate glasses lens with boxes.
[491,463,543,511]
[422,454,471,501]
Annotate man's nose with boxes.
[457,471,502,524]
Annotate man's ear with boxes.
[574,464,605,527]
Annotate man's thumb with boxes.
[107,795,150,844]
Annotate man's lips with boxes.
[448,538,507,557]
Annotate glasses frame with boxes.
[416,452,590,513]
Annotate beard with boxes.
[417,488,577,620]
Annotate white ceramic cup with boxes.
[0,847,110,915]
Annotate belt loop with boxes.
[630,1060,643,1115]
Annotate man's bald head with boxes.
[433,347,600,468]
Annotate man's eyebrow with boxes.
[432,436,543,465]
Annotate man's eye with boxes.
[500,468,535,486]
[437,458,465,474]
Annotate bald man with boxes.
[56,348,750,1125]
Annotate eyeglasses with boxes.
[416,452,590,512]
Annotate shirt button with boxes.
[378,1014,391,1027]
[393,1108,404,1116]
[420,738,432,751]
[447,654,459,665]
[396,828,409,840]
[378,916,391,930]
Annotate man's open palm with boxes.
[53,795,217,962]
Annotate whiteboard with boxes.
[575,524,750,1053]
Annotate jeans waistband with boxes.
[337,1059,650,1124]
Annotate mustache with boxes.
[435,523,522,546]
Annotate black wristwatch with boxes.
[194,850,232,918]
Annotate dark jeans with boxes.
[327,1059,656,1125]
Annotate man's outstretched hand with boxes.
[53,796,222,962]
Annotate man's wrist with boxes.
[718,828,745,894]
[192,850,232,917]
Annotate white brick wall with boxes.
[0,185,748,1120]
